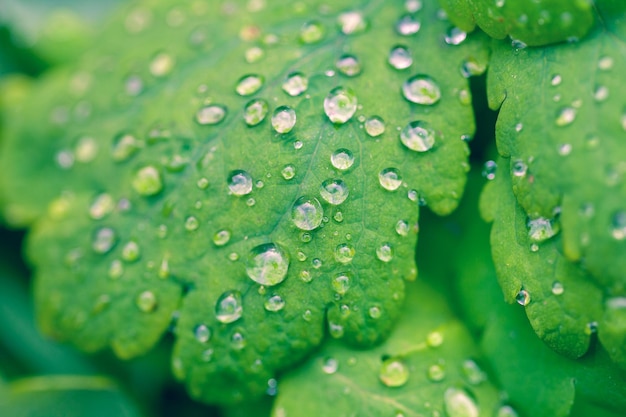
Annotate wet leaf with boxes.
[0,0,488,404]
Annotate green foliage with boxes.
[1,0,625,416]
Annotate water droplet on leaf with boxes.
[245,243,290,286]
[215,290,243,323]
[243,99,269,126]
[379,358,409,387]
[291,196,324,230]
[331,148,355,170]
[324,87,358,124]
[379,168,402,191]
[132,166,163,196]
[282,72,308,96]
[402,75,441,105]
[235,74,264,96]
[320,179,349,205]
[196,104,227,125]
[400,120,436,152]
[228,170,253,196]
[136,290,157,312]
[271,106,297,133]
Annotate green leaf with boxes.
[483,2,626,366]
[0,375,143,417]
[481,164,603,358]
[440,0,596,46]
[0,0,488,404]
[273,279,503,417]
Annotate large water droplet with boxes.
[92,227,117,254]
[243,99,269,126]
[246,243,290,286]
[402,75,441,105]
[264,294,286,312]
[364,116,385,137]
[282,72,308,96]
[136,290,157,312]
[444,26,467,45]
[320,179,349,205]
[396,14,420,35]
[300,20,325,43]
[291,196,324,230]
[331,148,355,170]
[332,273,351,295]
[516,289,530,306]
[379,358,409,387]
[527,217,559,242]
[388,45,412,70]
[324,87,358,124]
[196,104,227,125]
[378,168,402,191]
[235,74,264,96]
[376,243,393,262]
[194,324,211,343]
[215,290,243,323]
[336,54,361,77]
[443,387,479,417]
[271,106,297,133]
[132,166,163,196]
[334,243,355,264]
[400,120,436,152]
[228,170,253,196]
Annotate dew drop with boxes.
[293,140,303,150]
[312,258,322,269]
[364,116,385,137]
[213,229,231,246]
[332,273,351,295]
[281,164,296,180]
[235,74,264,96]
[196,104,227,125]
[379,358,409,387]
[320,179,349,205]
[264,295,286,312]
[291,196,324,230]
[338,11,367,35]
[227,170,253,196]
[89,193,115,220]
[378,168,402,191]
[611,211,626,240]
[527,217,559,242]
[150,52,174,77]
[132,166,163,196]
[443,387,479,417]
[427,364,446,382]
[461,359,486,385]
[368,306,381,319]
[111,133,140,162]
[282,72,308,97]
[376,243,393,262]
[427,331,444,347]
[400,120,436,152]
[194,324,211,343]
[136,290,157,312]
[215,290,243,323]
[300,20,324,44]
[336,54,361,77]
[245,46,264,63]
[444,26,467,45]
[511,160,527,177]
[334,243,355,264]
[328,322,344,338]
[402,75,441,105]
[396,220,410,236]
[271,106,297,133]
[516,289,530,306]
[243,99,269,126]
[550,74,562,86]
[598,56,614,70]
[482,160,497,180]
[245,243,290,286]
[496,405,519,417]
[322,357,339,374]
[300,270,312,282]
[231,331,246,350]
[108,259,123,279]
[555,107,576,126]
[92,227,117,254]
[388,45,412,70]
[396,14,420,35]
[121,240,141,262]
[331,148,355,170]
[594,85,609,102]
[185,216,199,231]
[551,281,564,295]
[324,87,358,124]
[74,136,98,163]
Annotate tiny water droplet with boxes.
[400,120,436,151]
[132,166,163,196]
[111,133,140,162]
[243,99,269,126]
[328,321,344,338]
[74,136,98,163]
[511,160,527,177]
[551,281,564,295]
[334,243,355,264]
[461,359,486,385]
[551,74,562,86]
[336,54,361,77]
[121,240,141,262]
[89,193,115,220]
[379,168,402,191]
[427,331,444,347]
[228,170,253,196]
[264,295,286,312]
[388,45,412,70]
[444,26,467,45]
[271,106,297,133]
[108,259,123,279]
[556,107,576,126]
[320,179,349,205]
[379,358,409,387]
[245,46,264,63]
[194,324,211,343]
[403,75,441,105]
[291,196,324,230]
[246,243,290,286]
[312,258,322,269]
[364,116,385,137]
[598,56,614,70]
[324,87,358,124]
[396,220,410,236]
[338,11,367,35]
[231,331,246,349]
[611,211,626,240]
[376,243,393,262]
[92,227,117,254]
[197,177,209,189]
[213,229,231,246]
[331,148,355,170]
[496,405,519,417]
[300,20,325,44]
[368,306,381,319]
[322,357,339,374]
[196,104,227,125]
[396,14,420,35]
[150,52,175,77]
[482,160,497,180]
[332,273,351,295]
[516,289,530,306]
[282,72,308,96]
[527,217,559,242]
[136,290,157,312]
[443,387,479,417]
[427,364,446,382]
[235,74,264,96]
[215,290,243,323]
[334,211,344,222]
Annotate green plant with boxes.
[0,0,624,416]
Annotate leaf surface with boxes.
[0,0,488,404]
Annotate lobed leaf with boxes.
[0,0,488,404]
